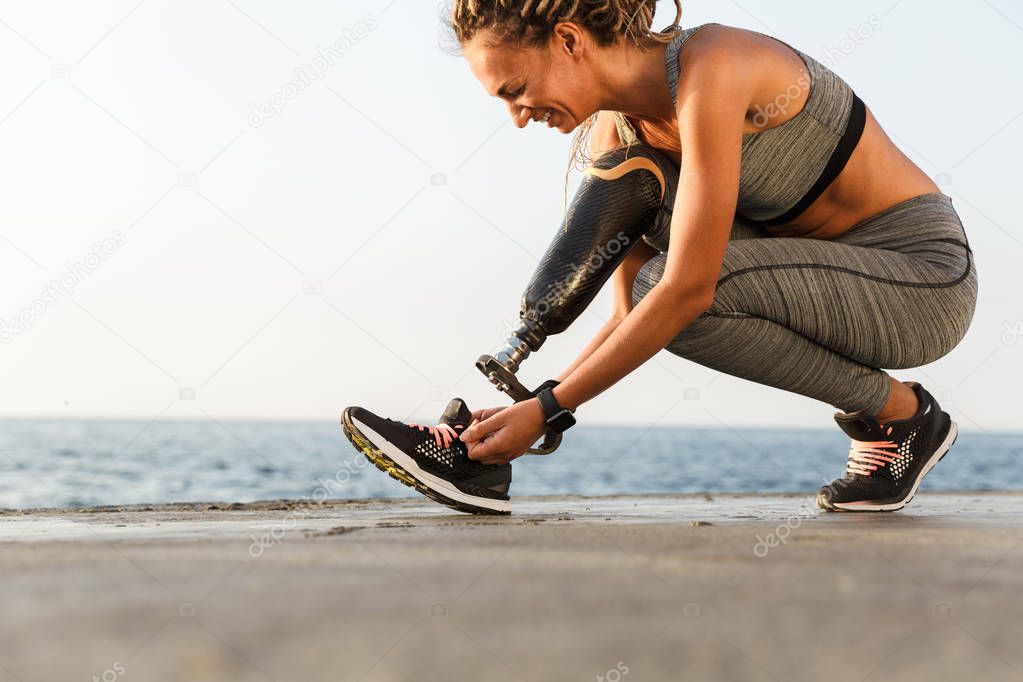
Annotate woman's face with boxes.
[462,24,599,133]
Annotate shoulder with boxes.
[674,25,760,105]
[676,24,761,81]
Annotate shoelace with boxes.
[845,432,902,476]
[406,421,465,449]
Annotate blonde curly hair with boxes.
[442,0,684,212]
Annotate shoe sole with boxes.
[817,419,958,513]
[341,408,511,515]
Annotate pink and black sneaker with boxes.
[817,381,958,512]
[341,397,511,515]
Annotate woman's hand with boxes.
[470,406,507,423]
[459,399,548,465]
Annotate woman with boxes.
[342,1,977,514]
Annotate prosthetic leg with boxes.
[475,142,680,453]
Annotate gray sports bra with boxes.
[631,23,866,251]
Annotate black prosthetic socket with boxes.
[520,142,679,342]
[476,142,678,452]
[480,142,678,386]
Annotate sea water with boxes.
[0,419,1019,509]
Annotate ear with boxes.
[552,21,580,56]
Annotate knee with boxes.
[631,253,724,354]
[932,261,980,361]
[631,253,666,309]
[958,259,979,338]
[886,269,979,369]
[632,218,757,301]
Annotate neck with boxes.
[596,36,676,124]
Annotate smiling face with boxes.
[462,22,602,133]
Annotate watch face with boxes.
[549,410,576,432]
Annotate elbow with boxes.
[657,280,715,319]
[693,289,715,315]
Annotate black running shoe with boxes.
[816,381,958,512]
[341,397,511,515]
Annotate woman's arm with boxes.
[551,31,756,413]
[554,317,621,384]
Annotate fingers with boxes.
[464,437,489,460]
[460,409,512,461]
[474,406,507,420]
[469,427,524,464]
[464,422,523,464]
[460,418,484,444]
[470,408,496,423]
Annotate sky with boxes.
[0,0,1020,431]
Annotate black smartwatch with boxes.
[529,378,561,399]
[536,386,576,434]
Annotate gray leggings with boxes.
[631,192,978,415]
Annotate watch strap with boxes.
[529,378,561,399]
[536,386,562,420]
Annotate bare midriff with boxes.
[627,105,941,241]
